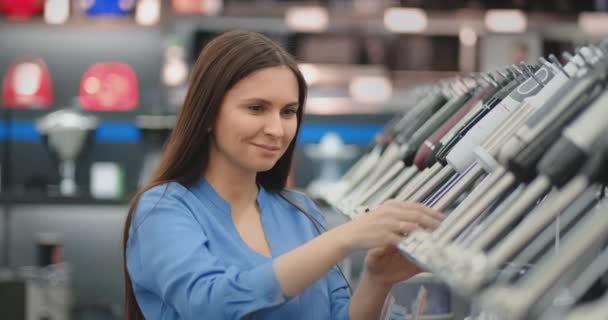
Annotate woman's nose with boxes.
[263,113,285,137]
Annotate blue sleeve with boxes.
[127,186,287,320]
[327,266,351,320]
[290,191,352,320]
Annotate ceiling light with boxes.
[384,8,428,33]
[298,64,321,85]
[579,12,608,35]
[484,9,527,33]
[459,26,477,46]
[285,6,329,32]
[349,76,392,104]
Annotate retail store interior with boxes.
[1,0,608,319]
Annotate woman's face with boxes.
[210,65,300,174]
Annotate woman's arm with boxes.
[273,198,442,319]
[273,228,402,320]
[273,200,441,299]
[273,224,351,297]
[349,271,392,320]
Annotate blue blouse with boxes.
[126,177,351,319]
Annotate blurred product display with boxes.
[171,0,223,15]
[325,40,608,320]
[380,273,454,320]
[81,0,135,17]
[0,0,44,20]
[0,264,73,320]
[44,0,71,25]
[79,62,139,111]
[304,132,358,199]
[36,109,97,197]
[2,57,53,109]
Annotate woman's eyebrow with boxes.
[241,98,271,105]
[241,98,299,108]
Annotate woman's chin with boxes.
[257,164,278,172]
[251,160,280,173]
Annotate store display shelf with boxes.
[0,14,162,31]
[0,191,131,206]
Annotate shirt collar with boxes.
[195,176,271,214]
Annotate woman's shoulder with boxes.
[139,181,192,206]
[131,182,195,228]
[279,188,325,219]
[279,188,312,205]
[146,181,191,195]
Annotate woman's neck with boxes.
[204,157,259,211]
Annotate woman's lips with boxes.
[251,143,281,152]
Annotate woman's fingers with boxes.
[390,207,440,230]
[367,246,390,259]
[400,201,444,220]
[389,234,404,246]
[383,200,443,230]
[398,221,418,236]
[411,209,441,229]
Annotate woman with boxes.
[123,30,443,320]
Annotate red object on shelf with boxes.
[2,57,54,109]
[171,0,204,14]
[0,0,44,20]
[79,62,139,111]
[171,0,221,14]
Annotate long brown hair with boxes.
[122,30,307,319]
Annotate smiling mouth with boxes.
[251,143,281,152]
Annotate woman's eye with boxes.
[283,108,298,116]
[248,105,264,112]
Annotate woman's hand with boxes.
[335,200,443,251]
[363,245,422,286]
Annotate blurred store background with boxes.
[0,0,607,319]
